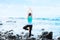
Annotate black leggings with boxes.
[23,25,32,37]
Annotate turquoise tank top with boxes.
[28,16,32,24]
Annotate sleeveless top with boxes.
[28,16,32,25]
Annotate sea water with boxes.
[0,17,60,39]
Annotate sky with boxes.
[0,0,60,18]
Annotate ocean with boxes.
[0,17,60,39]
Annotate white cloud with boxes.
[0,4,26,17]
[0,3,60,18]
[25,0,47,3]
[24,6,60,18]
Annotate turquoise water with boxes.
[0,17,60,39]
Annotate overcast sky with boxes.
[0,0,60,18]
